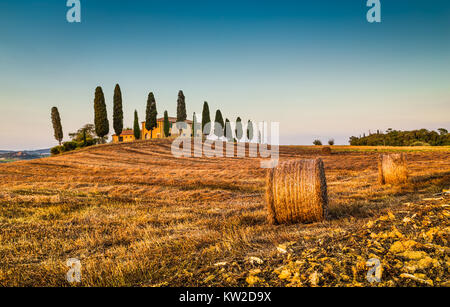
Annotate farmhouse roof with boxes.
[112,129,134,137]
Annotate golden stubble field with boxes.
[0,139,449,286]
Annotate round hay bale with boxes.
[266,159,328,225]
[321,146,332,155]
[378,153,408,185]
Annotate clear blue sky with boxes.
[0,0,449,149]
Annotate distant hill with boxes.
[0,148,50,163]
[24,149,51,156]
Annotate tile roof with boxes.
[112,129,134,137]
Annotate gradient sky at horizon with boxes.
[0,0,449,150]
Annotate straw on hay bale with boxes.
[378,153,408,185]
[266,159,328,225]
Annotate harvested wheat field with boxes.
[0,139,449,287]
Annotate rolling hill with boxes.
[0,139,448,286]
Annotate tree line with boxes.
[51,85,258,155]
[349,128,450,146]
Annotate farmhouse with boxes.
[141,117,192,140]
[112,117,193,143]
[112,129,135,143]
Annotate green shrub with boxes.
[50,146,63,156]
[52,138,97,155]
[62,141,78,152]
[78,139,96,148]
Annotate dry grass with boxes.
[321,146,332,155]
[0,139,449,286]
[378,153,408,185]
[266,159,327,224]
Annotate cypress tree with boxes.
[235,117,243,141]
[247,120,254,141]
[176,90,187,124]
[51,107,63,145]
[214,110,224,137]
[150,101,157,137]
[133,110,141,140]
[94,86,109,142]
[225,118,233,142]
[201,101,211,135]
[163,110,170,137]
[192,112,199,137]
[145,92,158,138]
[145,92,154,131]
[113,84,123,136]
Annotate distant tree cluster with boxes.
[196,103,257,143]
[312,139,334,146]
[349,128,450,146]
[313,140,322,146]
[51,124,100,155]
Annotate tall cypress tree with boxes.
[201,101,211,135]
[133,110,141,140]
[150,100,158,138]
[176,90,187,124]
[94,86,109,142]
[113,84,123,136]
[225,118,233,142]
[247,120,254,141]
[235,117,243,141]
[150,101,157,137]
[145,92,154,131]
[145,92,158,138]
[51,107,63,145]
[192,112,199,137]
[163,110,170,137]
[214,110,224,137]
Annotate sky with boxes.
[0,0,449,150]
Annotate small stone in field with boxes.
[214,262,227,267]
[248,256,264,265]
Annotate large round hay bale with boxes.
[266,159,328,225]
[378,153,408,185]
